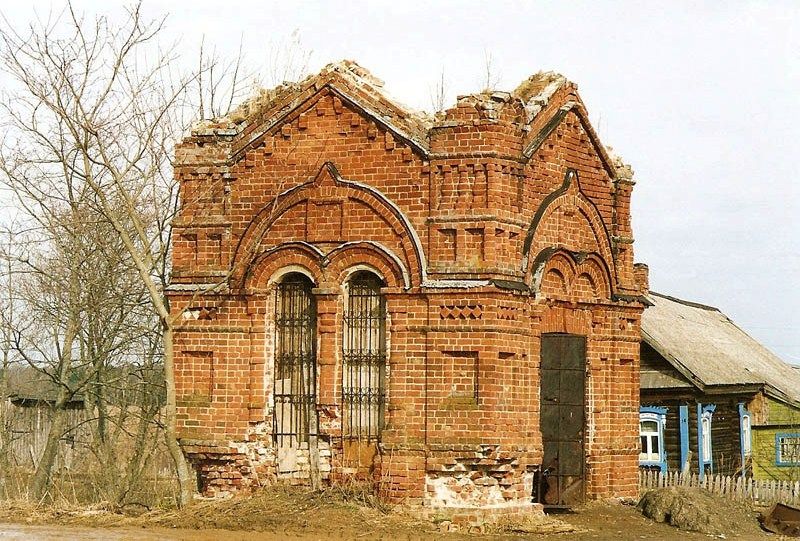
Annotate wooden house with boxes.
[640,292,800,480]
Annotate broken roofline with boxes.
[188,60,631,177]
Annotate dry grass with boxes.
[0,484,585,540]
[0,469,178,509]
[488,512,580,535]
[142,485,431,536]
[0,487,476,538]
[0,488,775,540]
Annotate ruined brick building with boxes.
[167,61,648,514]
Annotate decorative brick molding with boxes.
[439,304,483,320]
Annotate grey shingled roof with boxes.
[641,292,800,406]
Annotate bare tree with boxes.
[197,36,251,121]
[0,2,313,506]
[481,49,501,91]
[265,28,312,87]
[429,68,448,114]
[0,227,19,497]
[0,2,199,504]
[7,213,84,500]
[76,217,165,506]
[0,177,150,500]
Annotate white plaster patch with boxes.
[426,474,506,508]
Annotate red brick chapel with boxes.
[167,61,647,514]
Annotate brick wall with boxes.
[167,61,646,511]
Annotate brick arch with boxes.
[574,254,612,301]
[540,252,575,299]
[573,272,597,299]
[531,248,613,301]
[326,241,410,289]
[231,162,426,287]
[243,242,324,293]
[521,169,616,291]
[542,268,569,298]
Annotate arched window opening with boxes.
[342,271,387,441]
[274,273,317,447]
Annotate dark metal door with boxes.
[539,333,586,507]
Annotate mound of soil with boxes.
[638,486,761,536]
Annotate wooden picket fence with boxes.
[640,469,800,507]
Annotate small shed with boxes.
[3,370,86,469]
[639,292,800,480]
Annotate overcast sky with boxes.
[5,1,799,364]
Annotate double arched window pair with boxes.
[273,271,387,448]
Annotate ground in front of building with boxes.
[0,485,773,540]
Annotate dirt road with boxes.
[0,524,303,541]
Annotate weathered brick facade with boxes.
[168,61,647,514]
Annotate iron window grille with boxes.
[342,271,387,442]
[273,273,317,447]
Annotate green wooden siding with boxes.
[752,427,800,480]
[751,397,800,480]
[767,399,800,426]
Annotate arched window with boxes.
[342,271,387,441]
[274,273,317,447]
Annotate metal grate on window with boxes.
[342,271,387,441]
[273,273,317,447]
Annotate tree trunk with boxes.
[29,396,68,500]
[30,268,80,501]
[0,362,8,497]
[113,400,157,506]
[163,323,194,506]
[77,176,196,507]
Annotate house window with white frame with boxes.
[640,419,661,462]
[777,434,800,466]
[701,411,712,462]
[741,414,751,456]
[639,407,667,471]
